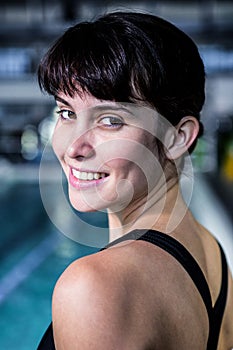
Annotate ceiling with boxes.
[0,0,233,47]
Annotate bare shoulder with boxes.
[52,240,209,349]
[52,246,144,349]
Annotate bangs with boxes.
[38,11,205,129]
[38,21,139,102]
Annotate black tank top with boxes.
[37,229,228,350]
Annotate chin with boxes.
[69,197,98,213]
[68,189,107,213]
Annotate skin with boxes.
[51,92,233,349]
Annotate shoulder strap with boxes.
[137,229,213,320]
[37,322,55,350]
[137,229,228,350]
[207,243,228,349]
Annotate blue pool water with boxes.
[0,179,105,349]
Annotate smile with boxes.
[72,168,109,181]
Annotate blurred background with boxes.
[0,1,233,349]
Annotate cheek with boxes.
[52,125,67,160]
[102,135,159,178]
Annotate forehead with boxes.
[55,91,104,108]
[55,92,133,114]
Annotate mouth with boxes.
[71,168,109,181]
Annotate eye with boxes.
[56,109,76,120]
[99,116,124,128]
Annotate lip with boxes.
[68,166,109,189]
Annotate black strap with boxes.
[37,322,55,350]
[136,229,228,350]
[207,243,228,349]
[136,230,213,320]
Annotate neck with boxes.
[107,176,189,242]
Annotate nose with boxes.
[66,129,95,160]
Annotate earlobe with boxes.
[165,117,200,160]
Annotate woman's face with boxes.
[52,92,164,213]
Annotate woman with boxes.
[37,11,233,349]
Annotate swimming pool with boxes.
[0,172,107,349]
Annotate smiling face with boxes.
[52,92,164,213]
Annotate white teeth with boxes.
[87,173,94,180]
[81,172,87,180]
[72,169,107,181]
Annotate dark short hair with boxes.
[38,11,205,128]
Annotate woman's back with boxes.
[50,212,233,349]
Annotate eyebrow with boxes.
[55,96,72,107]
[54,96,134,116]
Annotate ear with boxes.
[164,116,200,160]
